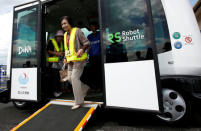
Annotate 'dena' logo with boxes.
[18,73,29,85]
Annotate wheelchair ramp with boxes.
[11,99,101,131]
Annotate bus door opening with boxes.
[43,0,104,102]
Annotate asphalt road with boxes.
[1,101,201,131]
[85,107,201,131]
[0,102,39,131]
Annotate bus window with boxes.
[101,0,153,62]
[150,0,172,54]
[12,6,39,68]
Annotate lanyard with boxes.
[59,42,62,52]
[66,31,71,50]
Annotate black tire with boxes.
[156,88,191,124]
[12,101,28,109]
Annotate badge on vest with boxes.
[65,50,72,56]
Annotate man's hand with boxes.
[64,58,67,64]
[57,52,64,56]
[77,49,84,58]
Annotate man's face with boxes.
[55,36,63,43]
[90,25,97,32]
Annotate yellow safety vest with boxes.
[46,38,64,62]
[64,27,88,63]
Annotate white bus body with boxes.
[1,0,201,124]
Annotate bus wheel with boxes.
[12,101,27,109]
[157,88,190,123]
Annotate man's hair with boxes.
[89,21,98,26]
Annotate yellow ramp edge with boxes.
[11,103,51,131]
[74,107,95,131]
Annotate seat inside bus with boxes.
[43,0,103,101]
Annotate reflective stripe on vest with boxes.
[46,57,59,62]
[64,27,88,63]
[47,38,63,63]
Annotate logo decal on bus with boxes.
[184,35,193,45]
[173,32,181,39]
[174,41,182,49]
[18,73,29,85]
[18,46,32,55]
[106,28,145,43]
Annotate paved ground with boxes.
[85,107,201,131]
[0,101,201,131]
[0,102,39,131]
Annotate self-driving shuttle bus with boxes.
[1,0,201,124]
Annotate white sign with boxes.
[104,60,159,111]
[11,68,37,101]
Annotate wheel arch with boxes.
[160,75,201,100]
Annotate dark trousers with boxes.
[88,56,103,90]
[45,68,61,97]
